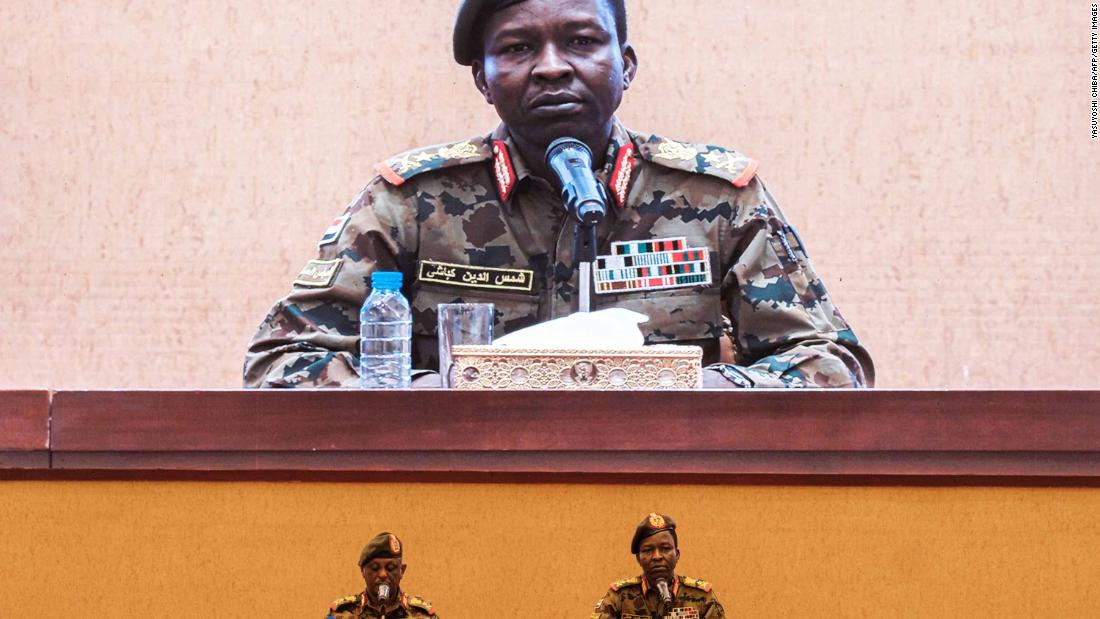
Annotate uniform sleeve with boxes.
[589,588,620,619]
[243,180,419,388]
[715,178,875,388]
[704,591,726,618]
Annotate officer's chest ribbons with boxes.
[376,137,493,186]
[637,135,759,188]
[595,237,712,295]
[667,609,701,619]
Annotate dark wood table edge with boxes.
[3,468,1100,487]
[8,389,1100,485]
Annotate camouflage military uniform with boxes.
[591,575,724,619]
[244,119,873,388]
[326,591,436,619]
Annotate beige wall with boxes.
[1,1,1096,388]
[2,481,1099,617]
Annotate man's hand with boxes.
[703,366,754,389]
[703,368,737,389]
[411,372,443,389]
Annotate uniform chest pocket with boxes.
[410,283,541,338]
[594,287,723,343]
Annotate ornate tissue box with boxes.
[448,345,703,390]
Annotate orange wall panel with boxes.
[0,482,1098,617]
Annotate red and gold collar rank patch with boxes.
[609,142,636,208]
[594,238,712,295]
[648,513,666,528]
[492,140,517,202]
[388,535,401,554]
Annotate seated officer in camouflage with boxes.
[244,0,874,389]
[591,513,724,619]
[326,532,438,619]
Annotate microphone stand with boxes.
[574,219,598,313]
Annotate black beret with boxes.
[453,0,528,65]
[358,532,403,567]
[630,513,678,554]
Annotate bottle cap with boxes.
[370,271,403,291]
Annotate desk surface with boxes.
[4,389,1100,483]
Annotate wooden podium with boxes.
[3,389,1098,483]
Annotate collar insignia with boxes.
[609,142,636,208]
[492,140,517,202]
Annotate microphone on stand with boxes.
[545,137,609,313]
[655,578,673,605]
[545,137,609,226]
[376,583,391,602]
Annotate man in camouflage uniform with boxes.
[326,532,438,619]
[591,513,724,619]
[244,0,874,389]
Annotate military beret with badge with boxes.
[630,512,677,554]
[453,0,529,65]
[359,532,404,567]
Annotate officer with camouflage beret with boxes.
[244,0,874,389]
[326,532,438,619]
[591,513,725,619]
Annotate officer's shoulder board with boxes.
[375,137,493,186]
[405,593,437,615]
[634,134,758,188]
[329,594,359,611]
[681,576,713,593]
[610,576,641,591]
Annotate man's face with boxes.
[636,530,679,584]
[361,558,406,605]
[473,0,637,152]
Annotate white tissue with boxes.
[492,308,649,349]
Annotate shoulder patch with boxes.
[636,135,758,188]
[405,594,436,615]
[294,259,341,288]
[610,576,641,592]
[376,137,492,186]
[329,594,359,611]
[681,576,712,593]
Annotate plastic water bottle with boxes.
[359,271,412,389]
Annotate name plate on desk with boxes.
[448,345,703,390]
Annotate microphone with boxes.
[655,578,672,605]
[376,583,391,602]
[545,137,609,226]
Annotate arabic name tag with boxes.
[594,237,712,294]
[418,260,534,293]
